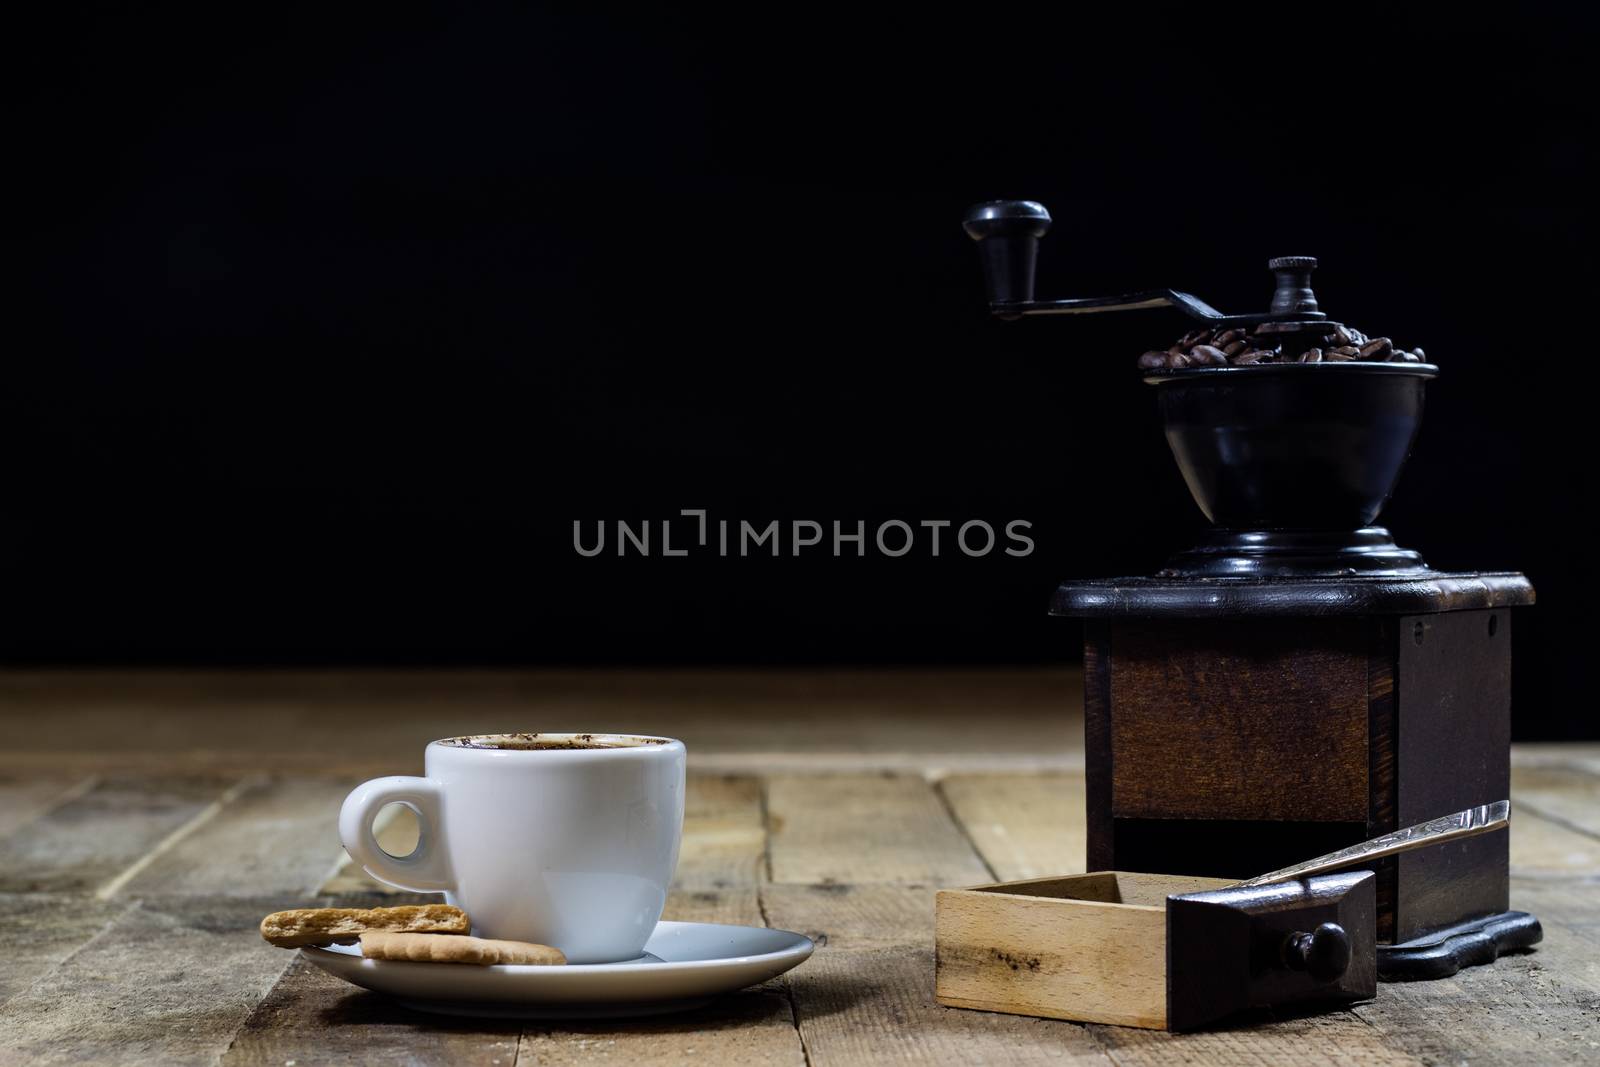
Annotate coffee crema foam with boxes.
[436,732,669,751]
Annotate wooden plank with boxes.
[0,775,240,893]
[936,883,1169,1029]
[1510,808,1600,877]
[0,897,293,1067]
[227,961,805,1067]
[691,751,1082,774]
[1510,879,1600,995]
[516,988,806,1066]
[0,749,408,778]
[764,884,1113,1063]
[662,775,767,927]
[1512,743,1600,776]
[938,773,1086,881]
[0,894,129,1006]
[663,886,763,926]
[761,884,939,950]
[788,943,1115,1065]
[221,955,520,1067]
[1351,879,1600,1066]
[1513,764,1600,841]
[765,774,992,886]
[115,776,356,898]
[1087,1011,1420,1066]
[675,775,766,890]
[0,774,96,838]
[0,667,1082,774]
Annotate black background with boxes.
[8,7,1595,737]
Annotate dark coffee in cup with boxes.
[435,732,671,751]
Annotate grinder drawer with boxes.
[935,869,1375,1031]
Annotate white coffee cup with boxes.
[339,732,686,964]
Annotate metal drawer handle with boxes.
[1232,801,1509,889]
[1282,922,1353,982]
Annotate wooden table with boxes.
[1,669,1596,1065]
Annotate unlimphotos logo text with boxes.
[573,511,1033,558]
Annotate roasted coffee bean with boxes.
[1138,323,1427,370]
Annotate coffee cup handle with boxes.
[338,776,453,893]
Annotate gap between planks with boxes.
[763,774,992,887]
[0,897,308,1067]
[1511,763,1600,843]
[93,776,263,899]
[0,775,101,839]
[0,896,141,1011]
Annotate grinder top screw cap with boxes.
[1268,256,1321,316]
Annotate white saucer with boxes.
[302,921,815,1018]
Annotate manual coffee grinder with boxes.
[965,200,1540,978]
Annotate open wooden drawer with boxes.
[935,870,1375,1031]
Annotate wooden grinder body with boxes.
[1060,575,1532,944]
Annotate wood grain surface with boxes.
[935,880,1173,1028]
[1108,620,1370,822]
[939,773,1087,881]
[765,774,992,886]
[0,668,1594,1066]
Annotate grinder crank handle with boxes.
[962,200,1317,326]
[963,200,1231,321]
[1230,800,1510,889]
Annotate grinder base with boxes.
[1378,910,1543,981]
[1160,527,1427,578]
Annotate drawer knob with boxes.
[1282,922,1352,982]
